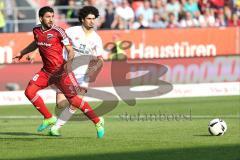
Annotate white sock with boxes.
[53,106,76,130]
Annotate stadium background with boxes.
[0,0,239,160]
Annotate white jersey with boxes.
[63,26,103,87]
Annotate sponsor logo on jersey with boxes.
[37,42,52,47]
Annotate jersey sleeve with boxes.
[55,26,71,46]
[65,28,74,45]
[32,25,39,41]
[95,36,104,58]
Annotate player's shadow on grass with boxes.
[0,132,53,137]
[8,144,240,160]
[193,134,212,137]
[0,132,92,140]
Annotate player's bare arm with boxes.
[65,45,75,61]
[13,41,37,62]
[26,49,39,63]
[64,44,75,72]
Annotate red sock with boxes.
[80,101,100,124]
[25,84,52,119]
[32,95,52,119]
[69,96,100,124]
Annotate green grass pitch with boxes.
[0,96,239,160]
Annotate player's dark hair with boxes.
[78,6,99,24]
[39,6,54,17]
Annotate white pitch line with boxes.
[0,115,239,119]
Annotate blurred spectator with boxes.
[210,0,224,9]
[101,0,115,29]
[233,1,240,18]
[112,0,134,29]
[165,0,181,20]
[194,10,207,27]
[4,0,15,32]
[167,12,179,28]
[215,9,227,27]
[132,0,144,12]
[198,0,211,14]
[0,0,5,32]
[224,5,233,26]
[179,11,199,28]
[132,14,149,29]
[235,0,240,8]
[227,13,240,26]
[234,0,240,13]
[135,0,154,26]
[111,0,123,6]
[149,12,167,28]
[153,0,167,20]
[66,0,78,26]
[111,15,125,29]
[204,8,216,27]
[182,0,200,16]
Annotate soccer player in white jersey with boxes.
[49,6,105,136]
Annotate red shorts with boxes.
[29,69,80,98]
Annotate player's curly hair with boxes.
[78,6,99,24]
[39,6,54,17]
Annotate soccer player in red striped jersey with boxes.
[13,6,104,138]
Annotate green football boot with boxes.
[95,117,104,139]
[49,126,61,136]
[37,116,57,132]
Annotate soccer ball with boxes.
[208,118,227,136]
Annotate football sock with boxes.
[32,96,52,119]
[53,106,76,129]
[80,101,100,124]
[25,84,52,119]
[32,95,52,119]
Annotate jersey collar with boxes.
[41,24,54,33]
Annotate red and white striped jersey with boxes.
[33,24,71,73]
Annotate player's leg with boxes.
[68,94,104,138]
[53,72,104,138]
[50,74,85,136]
[25,83,52,118]
[24,70,56,131]
[50,90,85,136]
[56,90,70,109]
